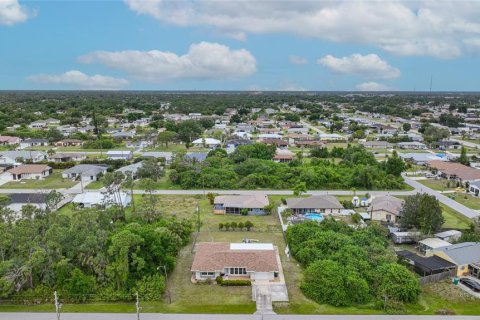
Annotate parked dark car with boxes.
[460,278,480,293]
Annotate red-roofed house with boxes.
[0,136,20,146]
[191,242,280,282]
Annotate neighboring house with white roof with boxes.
[0,151,47,165]
[116,161,144,178]
[106,150,133,160]
[19,139,49,150]
[213,194,269,215]
[397,142,427,150]
[192,138,222,148]
[72,191,131,208]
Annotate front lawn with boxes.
[440,204,473,230]
[418,179,456,191]
[449,192,480,210]
[0,170,76,189]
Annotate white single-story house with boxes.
[192,138,222,148]
[106,150,133,160]
[72,191,131,208]
[19,139,49,150]
[191,242,280,282]
[319,133,347,141]
[0,151,47,165]
[116,161,144,178]
[397,142,427,150]
[62,164,108,181]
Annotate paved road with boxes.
[300,120,325,135]
[1,314,479,320]
[402,174,479,218]
[0,175,477,219]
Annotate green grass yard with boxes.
[417,179,456,191]
[0,170,76,189]
[448,192,480,210]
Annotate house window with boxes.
[200,272,215,277]
[228,267,247,275]
[386,214,392,222]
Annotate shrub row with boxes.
[216,276,251,286]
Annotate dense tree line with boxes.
[169,144,405,190]
[0,205,193,303]
[286,220,420,308]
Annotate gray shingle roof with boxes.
[286,195,343,210]
[434,242,480,265]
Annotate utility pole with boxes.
[54,291,62,320]
[196,204,200,233]
[135,292,141,320]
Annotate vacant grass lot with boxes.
[418,179,456,191]
[448,192,480,210]
[0,170,76,189]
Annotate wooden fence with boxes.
[419,269,456,285]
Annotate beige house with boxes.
[191,242,279,282]
[5,164,52,181]
[369,195,404,224]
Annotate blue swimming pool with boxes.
[304,213,324,221]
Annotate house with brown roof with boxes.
[369,195,404,224]
[191,242,280,282]
[55,139,84,147]
[286,195,344,215]
[273,149,295,163]
[213,194,269,215]
[0,136,20,146]
[4,164,52,181]
[427,160,480,186]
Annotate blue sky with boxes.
[0,0,479,91]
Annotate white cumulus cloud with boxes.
[289,55,308,65]
[27,70,129,90]
[78,42,256,82]
[123,0,480,58]
[0,0,31,26]
[356,82,392,92]
[318,54,401,79]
